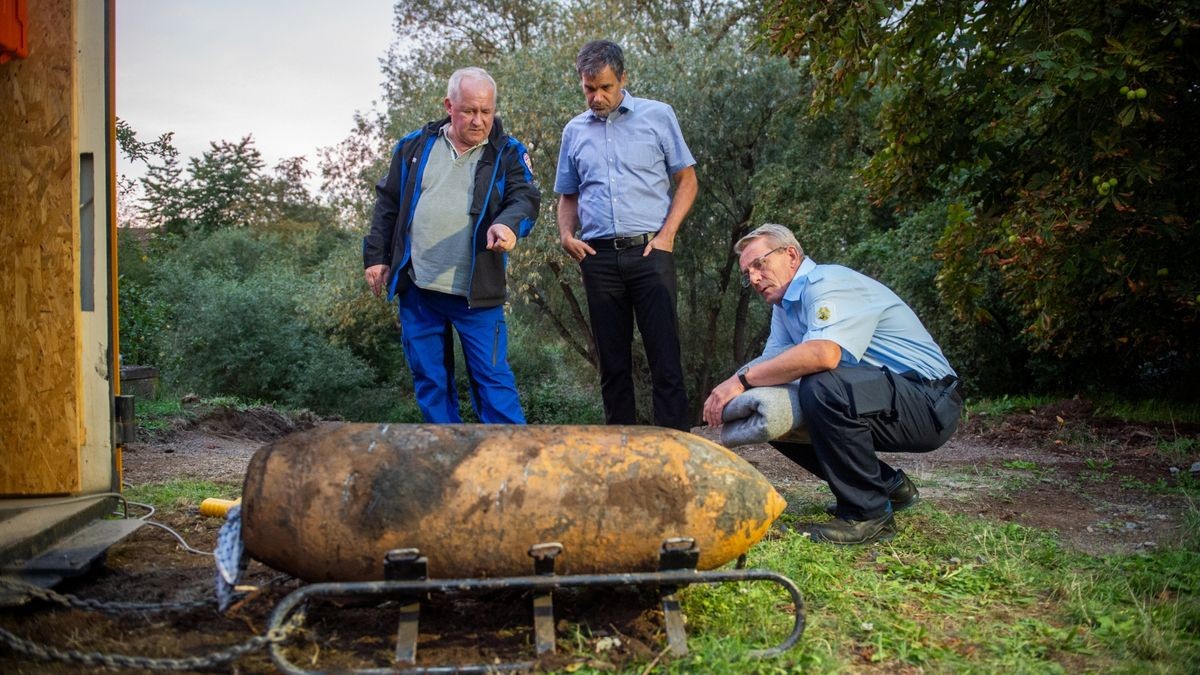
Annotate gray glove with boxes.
[720,383,805,447]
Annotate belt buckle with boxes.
[613,234,646,250]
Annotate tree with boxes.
[764,0,1200,394]
[116,118,179,228]
[184,136,269,232]
[138,133,338,236]
[137,153,189,233]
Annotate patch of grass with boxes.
[577,507,1200,672]
[1119,474,1200,499]
[1003,459,1040,471]
[967,394,1057,418]
[993,460,1060,496]
[1081,458,1115,483]
[123,479,240,511]
[1158,436,1199,459]
[199,394,272,411]
[1092,397,1200,425]
[135,394,191,435]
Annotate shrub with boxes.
[157,268,374,414]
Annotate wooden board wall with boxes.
[0,0,81,495]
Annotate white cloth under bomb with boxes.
[214,504,246,612]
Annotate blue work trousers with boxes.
[397,285,525,424]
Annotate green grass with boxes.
[966,394,1057,418]
[550,506,1200,673]
[966,395,1200,427]
[1092,397,1200,425]
[195,394,276,411]
[123,479,240,509]
[134,395,190,434]
[1158,436,1199,459]
[1003,459,1040,471]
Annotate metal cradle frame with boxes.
[266,537,805,674]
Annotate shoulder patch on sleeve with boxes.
[522,151,533,174]
[813,302,836,326]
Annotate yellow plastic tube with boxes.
[199,497,241,518]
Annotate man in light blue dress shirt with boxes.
[555,40,698,430]
[703,224,962,545]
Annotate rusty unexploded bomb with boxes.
[241,423,787,581]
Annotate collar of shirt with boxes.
[439,124,486,158]
[781,256,818,306]
[587,89,635,122]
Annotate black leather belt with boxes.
[899,371,962,400]
[585,232,654,250]
[900,370,957,388]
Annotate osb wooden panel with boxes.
[0,0,81,495]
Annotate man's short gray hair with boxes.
[735,224,804,256]
[576,40,625,79]
[447,67,497,102]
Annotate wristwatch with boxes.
[737,371,754,390]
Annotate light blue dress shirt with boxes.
[554,90,695,240]
[762,257,956,381]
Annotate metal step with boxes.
[1,516,143,605]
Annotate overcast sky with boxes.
[116,0,396,190]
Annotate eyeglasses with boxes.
[740,247,787,287]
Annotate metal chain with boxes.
[0,623,295,671]
[0,577,212,613]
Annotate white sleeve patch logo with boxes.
[814,302,836,326]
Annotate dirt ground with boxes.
[2,400,1198,672]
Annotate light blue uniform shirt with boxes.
[554,90,695,240]
[762,257,956,381]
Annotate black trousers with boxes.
[771,365,961,520]
[580,247,690,430]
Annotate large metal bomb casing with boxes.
[241,423,786,581]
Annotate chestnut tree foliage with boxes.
[764,0,1200,393]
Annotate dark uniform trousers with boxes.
[771,364,962,520]
[580,246,690,431]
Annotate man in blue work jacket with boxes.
[703,224,962,545]
[555,40,698,431]
[364,67,540,423]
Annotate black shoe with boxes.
[824,470,920,516]
[801,512,896,545]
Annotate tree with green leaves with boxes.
[182,136,269,232]
[136,133,338,236]
[764,0,1200,394]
